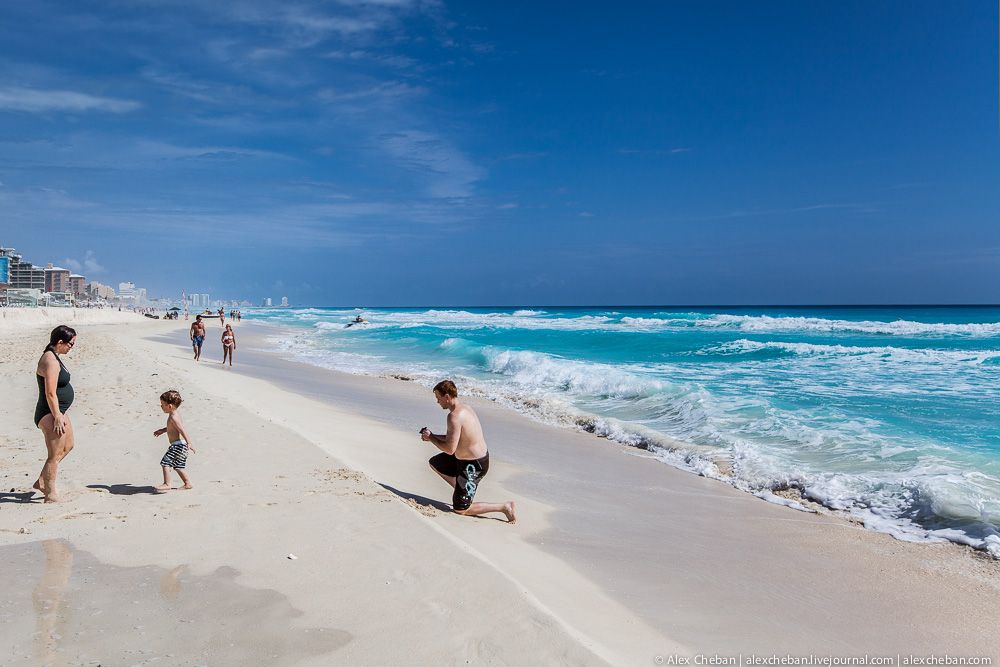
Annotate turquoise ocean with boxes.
[246,306,1000,556]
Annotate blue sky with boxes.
[0,0,997,305]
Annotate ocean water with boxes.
[246,306,1000,556]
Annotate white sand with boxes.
[0,318,626,665]
[0,306,145,330]
[2,314,999,664]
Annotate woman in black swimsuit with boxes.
[34,325,77,503]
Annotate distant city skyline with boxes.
[1,2,998,305]
[2,240,251,304]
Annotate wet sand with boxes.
[0,539,350,666]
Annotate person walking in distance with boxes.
[189,315,206,361]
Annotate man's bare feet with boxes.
[181,484,193,490]
[503,501,517,524]
[43,492,62,503]
[155,484,171,493]
[32,479,46,495]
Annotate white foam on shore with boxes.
[270,309,618,331]
[695,314,1000,337]
[707,339,1000,363]
[253,307,1000,338]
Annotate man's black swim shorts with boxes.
[429,452,490,512]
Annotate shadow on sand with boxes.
[0,491,41,504]
[377,482,453,513]
[378,483,513,523]
[86,484,161,495]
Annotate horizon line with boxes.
[247,303,1000,309]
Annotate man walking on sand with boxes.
[189,315,206,361]
[421,380,517,523]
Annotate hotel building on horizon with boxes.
[0,245,161,308]
[118,281,148,307]
[188,293,211,309]
[1,246,44,290]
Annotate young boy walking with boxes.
[153,390,196,491]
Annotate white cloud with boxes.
[378,130,485,199]
[324,50,419,69]
[618,147,691,156]
[317,81,426,104]
[335,0,430,7]
[248,47,290,61]
[62,250,106,275]
[497,151,548,161]
[0,87,141,113]
[83,250,106,274]
[134,140,292,162]
[226,5,378,37]
[0,181,464,249]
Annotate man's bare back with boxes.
[447,402,488,460]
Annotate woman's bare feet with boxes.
[35,478,61,502]
[181,483,193,490]
[503,501,517,524]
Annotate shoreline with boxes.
[201,322,1000,655]
[2,316,999,661]
[248,317,1000,559]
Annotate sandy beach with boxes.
[2,314,999,665]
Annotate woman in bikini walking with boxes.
[221,324,236,367]
[33,325,77,503]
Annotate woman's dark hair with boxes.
[45,325,77,354]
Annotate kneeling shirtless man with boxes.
[422,380,517,523]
